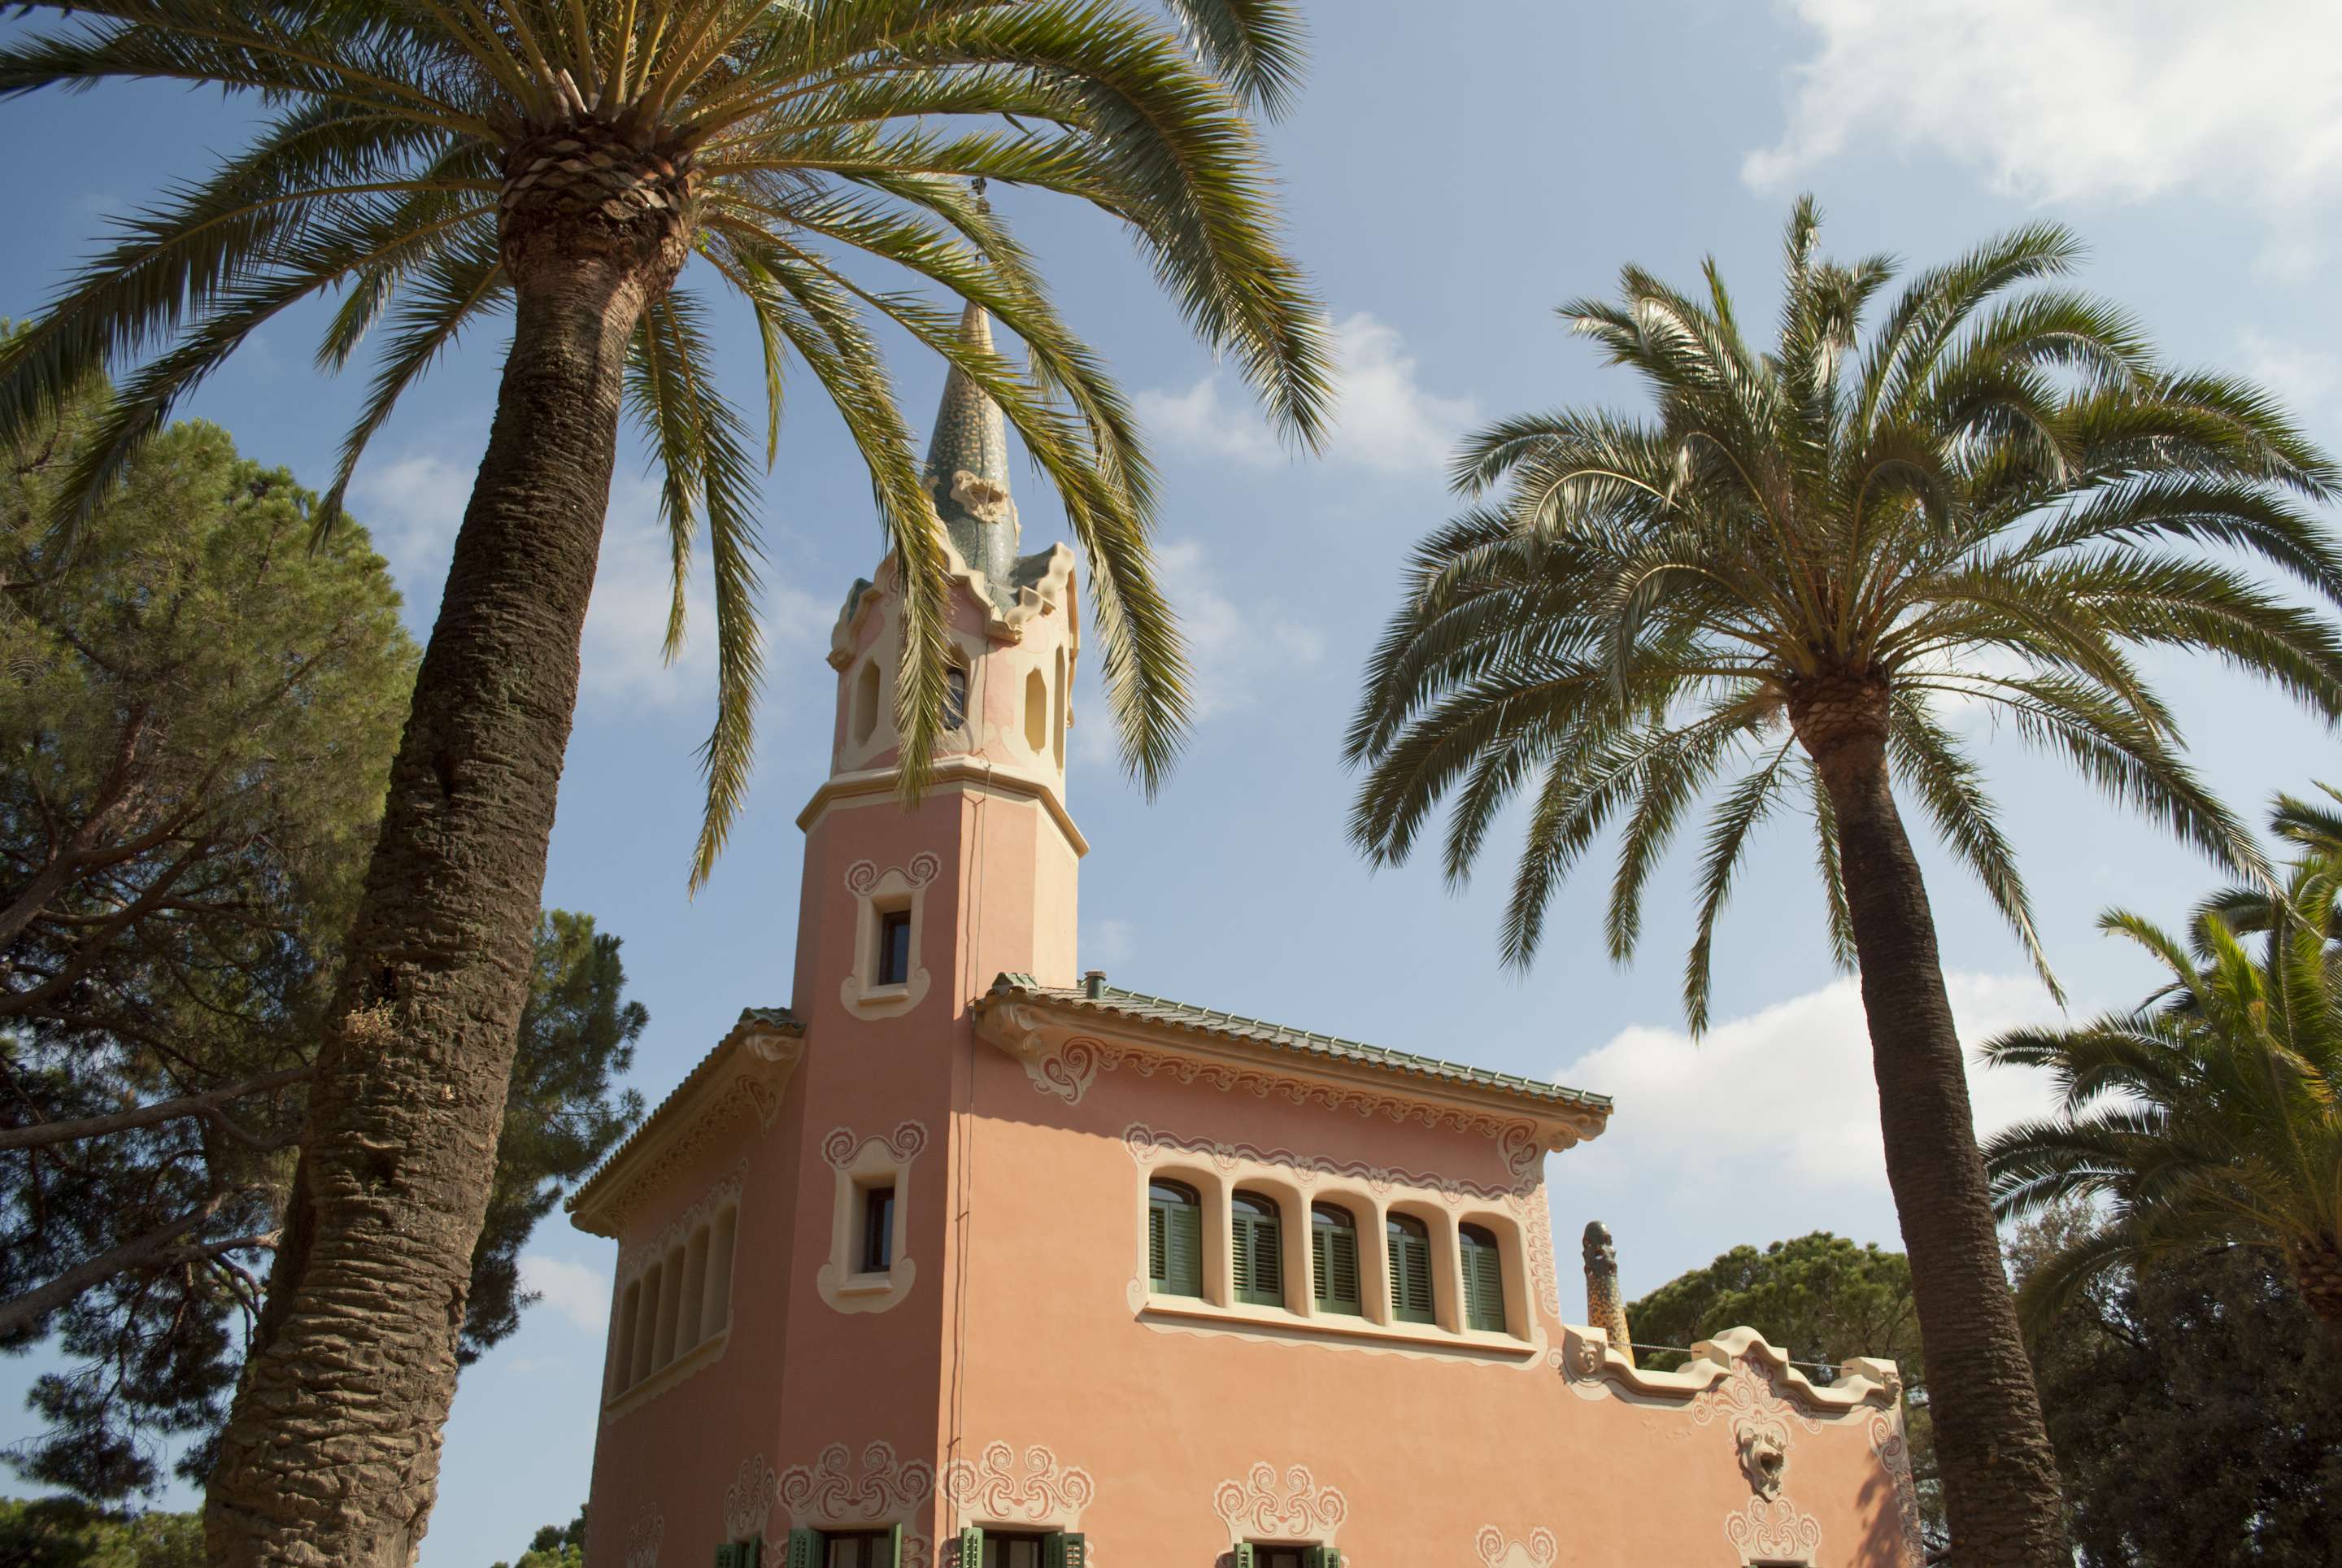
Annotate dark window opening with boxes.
[943,664,969,730]
[877,908,912,987]
[861,1183,896,1273]
[824,1528,895,1568]
[981,1534,1050,1568]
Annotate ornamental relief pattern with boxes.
[723,1454,779,1544]
[1212,1462,1347,1546]
[1868,1409,1928,1566]
[617,1161,746,1282]
[823,1121,929,1169]
[941,1441,1095,1528]
[625,1505,663,1568]
[1724,1497,1822,1566]
[1014,1029,1588,1175]
[778,1442,936,1568]
[1475,1527,1557,1568]
[846,852,942,895]
[1125,1126,1519,1207]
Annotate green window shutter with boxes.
[1233,1546,1256,1568]
[959,1525,983,1567]
[1463,1232,1506,1331]
[786,1527,820,1568]
[1323,1226,1360,1314]
[1236,1211,1282,1306]
[743,1541,764,1568]
[1167,1202,1202,1296]
[1310,1223,1329,1306]
[1391,1232,1434,1323]
[886,1522,904,1568]
[1231,1212,1252,1296]
[1148,1204,1168,1288]
[714,1546,738,1568]
[1043,1532,1086,1568]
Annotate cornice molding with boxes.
[796,757,1088,858]
[974,997,1606,1156]
[570,1017,804,1238]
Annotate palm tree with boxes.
[1345,199,2342,1564]
[0,2,1331,1558]
[1984,827,2342,1349]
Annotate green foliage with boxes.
[1346,198,2342,1026]
[0,0,1338,881]
[490,1505,586,1568]
[1627,1234,1937,1542]
[1983,791,2342,1330]
[0,384,644,1496]
[0,1496,201,1567]
[2009,1209,2342,1565]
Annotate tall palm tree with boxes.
[1346,199,2342,1564]
[1984,828,2342,1349]
[0,3,1331,1559]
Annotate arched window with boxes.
[942,663,969,732]
[1147,1180,1203,1298]
[1310,1204,1361,1315]
[1232,1190,1284,1307]
[1386,1213,1434,1324]
[1460,1223,1507,1332]
[851,660,882,744]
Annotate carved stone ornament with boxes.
[1724,1497,1821,1566]
[1210,1462,1347,1547]
[1475,1527,1558,1568]
[948,469,1013,525]
[1868,1409,1928,1566]
[942,1441,1095,1529]
[724,1453,780,1543]
[625,1505,664,1568]
[824,1122,929,1170]
[1735,1418,1791,1500]
[779,1441,937,1568]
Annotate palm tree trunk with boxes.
[203,237,668,1564]
[1801,683,2066,1566]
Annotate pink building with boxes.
[569,310,1925,1568]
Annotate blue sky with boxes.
[7,0,2342,1560]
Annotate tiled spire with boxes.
[923,298,1021,595]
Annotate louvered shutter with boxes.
[1235,1209,1282,1305]
[1390,1230,1434,1322]
[786,1528,819,1568]
[1165,1202,1202,1296]
[1310,1222,1329,1305]
[1043,1532,1086,1568]
[886,1522,904,1568]
[1326,1226,1360,1313]
[1148,1204,1168,1288]
[714,1546,738,1568]
[1308,1548,1343,1568]
[1231,1212,1252,1296]
[1463,1232,1506,1331]
[1233,1546,1256,1568]
[959,1525,983,1567]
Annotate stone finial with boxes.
[1582,1221,1636,1370]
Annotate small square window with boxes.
[876,909,912,987]
[943,664,969,730]
[860,1183,895,1273]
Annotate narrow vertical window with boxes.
[1147,1179,1203,1297]
[942,664,969,731]
[1232,1190,1284,1307]
[860,1183,896,1273]
[1310,1204,1361,1315]
[876,908,912,987]
[1460,1223,1507,1332]
[703,1204,738,1337]
[852,660,882,744]
[1386,1213,1434,1324]
[1023,668,1048,753]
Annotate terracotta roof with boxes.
[564,1004,804,1221]
[982,973,1610,1113]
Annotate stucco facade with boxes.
[568,311,1925,1568]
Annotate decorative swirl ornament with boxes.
[1474,1527,1558,1568]
[1210,1462,1347,1546]
[625,1505,664,1568]
[778,1440,937,1566]
[941,1441,1095,1527]
[723,1454,779,1544]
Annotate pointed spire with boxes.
[924,298,1021,596]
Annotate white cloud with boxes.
[1747,0,2342,237]
[1082,917,1137,969]
[1556,972,2065,1195]
[1137,312,1476,477]
[519,1252,607,1336]
[2238,327,2341,419]
[351,454,825,713]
